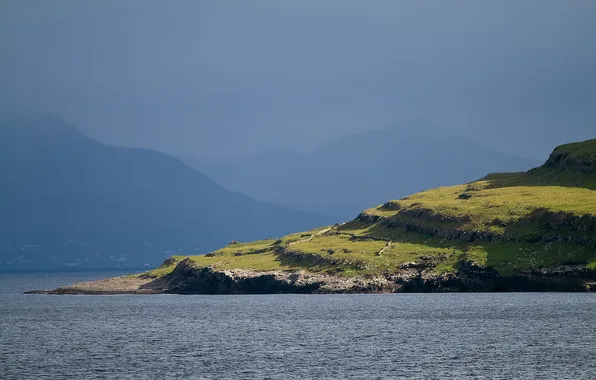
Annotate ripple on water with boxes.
[1,275,596,379]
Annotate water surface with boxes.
[1,274,595,379]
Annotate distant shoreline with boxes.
[0,268,146,275]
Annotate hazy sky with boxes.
[1,1,595,158]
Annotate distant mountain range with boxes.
[181,122,541,218]
[0,112,334,271]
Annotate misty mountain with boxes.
[182,122,541,218]
[0,112,334,271]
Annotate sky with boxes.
[1,0,595,159]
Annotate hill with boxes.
[0,112,334,272]
[37,138,596,293]
[182,122,540,218]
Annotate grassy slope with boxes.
[143,139,596,279]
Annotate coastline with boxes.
[26,257,596,295]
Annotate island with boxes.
[28,138,596,294]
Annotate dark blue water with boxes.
[1,274,596,379]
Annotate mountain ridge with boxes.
[182,122,541,217]
[0,112,334,272]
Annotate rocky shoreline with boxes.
[26,258,596,295]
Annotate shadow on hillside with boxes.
[338,209,596,273]
[481,167,596,190]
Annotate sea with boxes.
[1,272,596,379]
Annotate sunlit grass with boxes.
[139,139,596,279]
[208,239,277,257]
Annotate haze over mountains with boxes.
[0,112,335,272]
[182,122,541,218]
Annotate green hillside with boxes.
[40,139,595,294]
[139,139,596,286]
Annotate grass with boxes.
[141,256,186,278]
[482,168,596,190]
[207,239,278,257]
[188,252,296,271]
[139,138,596,279]
[365,182,596,233]
[141,223,596,278]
